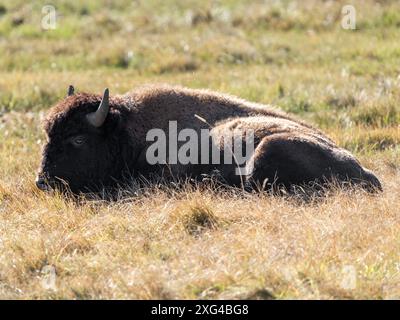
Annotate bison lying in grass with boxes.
[36,84,381,194]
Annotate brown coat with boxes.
[37,84,381,193]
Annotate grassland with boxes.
[0,0,399,299]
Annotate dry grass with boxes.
[0,0,400,299]
[0,168,399,299]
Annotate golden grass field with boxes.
[0,0,399,299]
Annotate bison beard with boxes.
[36,84,382,195]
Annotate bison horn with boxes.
[86,88,110,127]
[67,85,75,96]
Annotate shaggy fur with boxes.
[37,84,382,193]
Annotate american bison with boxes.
[36,84,381,194]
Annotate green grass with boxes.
[0,0,399,299]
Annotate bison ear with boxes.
[67,85,75,97]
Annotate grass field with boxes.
[0,0,399,299]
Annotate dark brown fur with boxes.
[37,84,382,194]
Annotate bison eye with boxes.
[71,136,86,147]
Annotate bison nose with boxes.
[35,176,48,191]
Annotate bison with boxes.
[36,84,382,194]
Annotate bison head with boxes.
[36,86,134,194]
